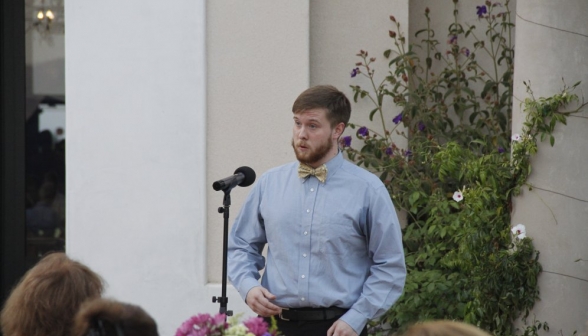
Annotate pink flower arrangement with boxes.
[176,313,279,336]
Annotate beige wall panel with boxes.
[207,1,310,283]
[512,0,588,334]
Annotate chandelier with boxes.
[25,0,64,38]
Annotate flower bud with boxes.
[425,7,430,14]
[355,62,362,66]
[485,0,491,5]
[453,0,458,3]
[370,57,376,62]
[389,15,396,22]
[389,31,397,38]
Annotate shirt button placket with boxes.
[298,179,317,304]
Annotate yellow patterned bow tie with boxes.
[298,163,328,183]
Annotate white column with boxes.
[66,0,208,334]
[512,1,588,334]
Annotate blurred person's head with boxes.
[72,299,158,336]
[403,321,492,336]
[0,252,104,336]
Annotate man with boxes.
[228,85,406,336]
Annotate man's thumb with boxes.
[261,287,276,300]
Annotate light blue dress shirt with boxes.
[228,152,406,334]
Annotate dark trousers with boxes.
[264,316,368,336]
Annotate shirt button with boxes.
[303,253,307,257]
[306,209,310,213]
[310,188,314,192]
[304,231,308,235]
[301,297,305,301]
[301,275,305,279]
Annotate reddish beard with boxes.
[291,137,333,167]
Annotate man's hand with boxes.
[245,286,282,317]
[327,320,358,336]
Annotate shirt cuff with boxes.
[339,308,368,335]
[237,278,261,302]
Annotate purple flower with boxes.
[447,35,458,45]
[418,121,425,132]
[405,149,412,157]
[358,126,369,137]
[476,5,487,17]
[341,136,352,147]
[392,113,403,124]
[460,47,470,57]
[350,67,359,78]
[385,147,394,156]
[498,146,505,153]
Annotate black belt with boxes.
[278,307,348,321]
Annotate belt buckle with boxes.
[279,307,289,321]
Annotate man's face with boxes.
[291,108,341,167]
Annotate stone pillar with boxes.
[512,1,588,334]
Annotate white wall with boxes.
[66,0,207,334]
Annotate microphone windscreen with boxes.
[234,166,256,187]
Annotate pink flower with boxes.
[175,313,227,336]
[243,316,269,336]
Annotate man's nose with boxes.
[297,126,308,139]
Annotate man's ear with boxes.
[333,122,345,140]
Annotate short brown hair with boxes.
[292,85,351,127]
[72,298,158,336]
[0,252,104,336]
[403,320,492,336]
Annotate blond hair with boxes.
[0,253,104,336]
[404,320,493,336]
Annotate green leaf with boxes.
[409,191,420,205]
[369,108,379,121]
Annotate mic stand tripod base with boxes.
[212,296,233,316]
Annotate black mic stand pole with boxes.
[212,189,233,317]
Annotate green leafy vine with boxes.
[342,1,585,335]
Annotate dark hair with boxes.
[0,252,104,336]
[292,85,351,127]
[72,299,158,336]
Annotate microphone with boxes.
[212,166,256,191]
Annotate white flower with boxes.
[452,191,463,202]
[511,224,526,239]
[511,133,521,142]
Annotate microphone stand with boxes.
[212,189,233,316]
